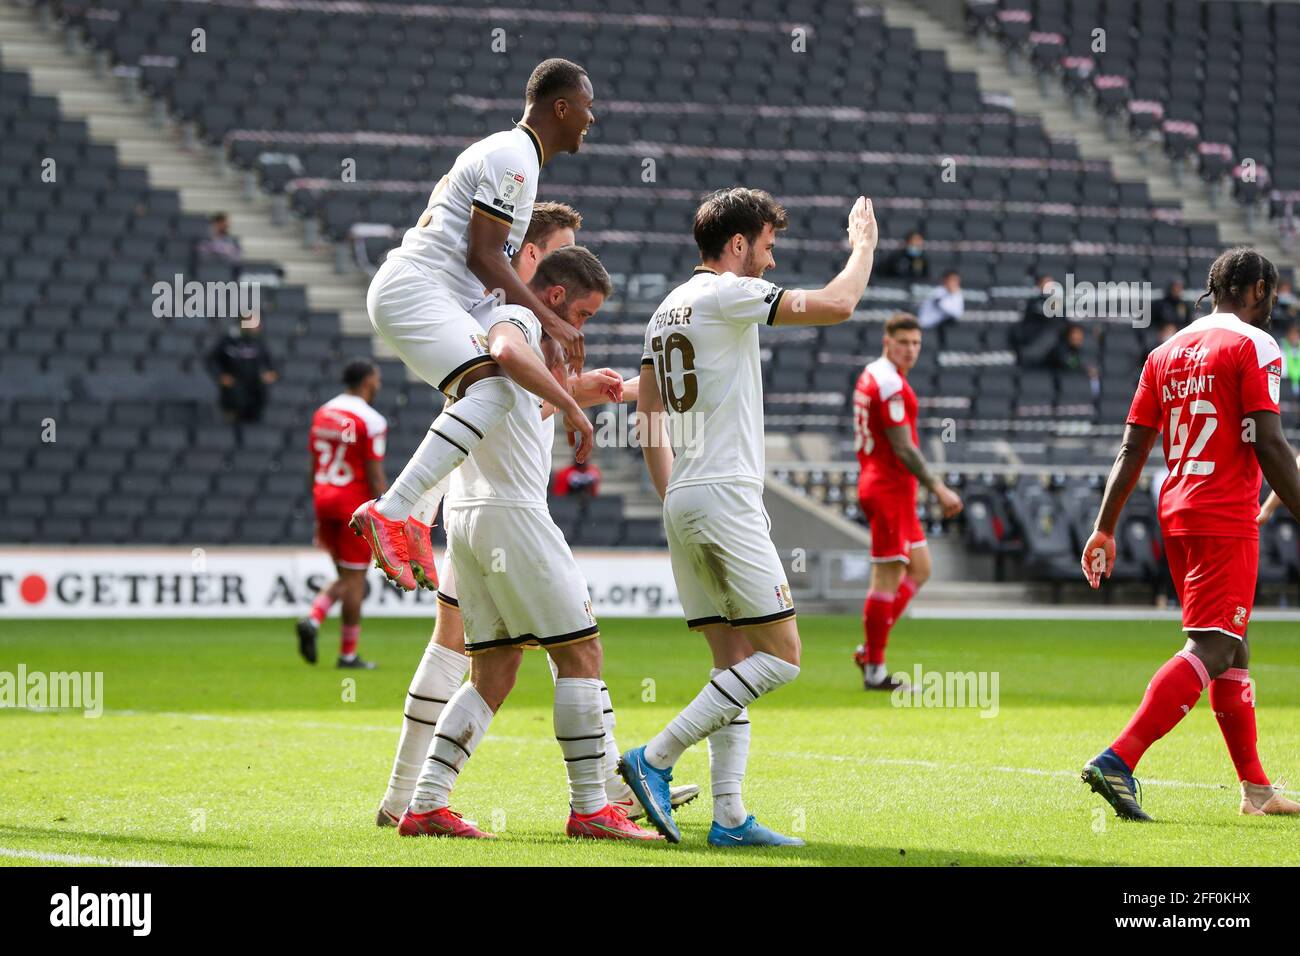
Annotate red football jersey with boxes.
[1127,312,1283,538]
[854,355,919,499]
[310,393,388,518]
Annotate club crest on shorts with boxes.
[774,584,793,610]
[1233,606,1248,628]
[469,332,489,355]
[583,599,594,624]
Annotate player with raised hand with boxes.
[376,208,698,827]
[851,312,962,690]
[396,247,659,842]
[1080,247,1300,821]
[619,188,879,846]
[353,59,595,591]
[298,360,388,669]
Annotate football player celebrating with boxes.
[398,247,659,841]
[852,312,962,690]
[298,360,387,669]
[353,58,595,590]
[376,205,699,827]
[619,188,879,846]
[1081,247,1300,820]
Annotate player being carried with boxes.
[619,188,879,846]
[851,313,963,690]
[353,58,596,590]
[397,245,660,841]
[1080,247,1300,820]
[298,359,387,669]
[376,204,699,826]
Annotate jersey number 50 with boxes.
[650,333,698,413]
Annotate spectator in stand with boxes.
[1047,321,1099,395]
[1273,279,1298,330]
[1282,322,1300,399]
[1014,274,1062,364]
[1150,278,1189,329]
[207,314,278,444]
[196,212,242,264]
[1156,318,1180,344]
[883,230,930,282]
[916,270,963,330]
[552,456,602,497]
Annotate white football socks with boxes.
[646,652,799,770]
[410,480,447,527]
[381,642,468,815]
[547,655,632,803]
[409,683,494,814]
[377,376,516,520]
[554,677,608,815]
[707,667,751,828]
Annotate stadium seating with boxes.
[5,0,1298,584]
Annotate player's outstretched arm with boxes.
[1082,423,1158,588]
[636,361,673,500]
[1250,413,1300,522]
[540,368,623,419]
[772,196,878,327]
[467,213,584,373]
[487,321,593,462]
[884,426,962,517]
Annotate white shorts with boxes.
[367,257,497,395]
[444,503,598,655]
[663,481,796,630]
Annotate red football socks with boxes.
[1210,668,1269,786]
[1111,650,1207,771]
[863,590,895,666]
[309,592,335,625]
[892,575,919,623]
[340,624,360,657]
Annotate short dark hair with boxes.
[885,312,920,336]
[525,58,588,104]
[523,202,583,249]
[692,187,788,261]
[1198,246,1278,309]
[342,358,377,389]
[532,245,612,299]
[941,270,960,281]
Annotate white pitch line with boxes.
[96,709,1297,797]
[0,847,170,867]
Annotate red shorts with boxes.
[315,508,372,570]
[859,489,925,563]
[1164,534,1257,639]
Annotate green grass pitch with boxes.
[3,615,1299,866]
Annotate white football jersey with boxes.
[641,266,785,493]
[445,304,555,510]
[387,124,543,309]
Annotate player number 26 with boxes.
[313,440,356,487]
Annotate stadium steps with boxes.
[0,1,379,345]
[878,0,1296,275]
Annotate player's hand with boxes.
[934,483,963,518]
[539,308,585,376]
[1081,530,1116,589]
[572,368,623,407]
[846,196,878,252]
[561,400,595,464]
[1258,495,1281,525]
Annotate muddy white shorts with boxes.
[443,502,598,655]
[663,480,796,630]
